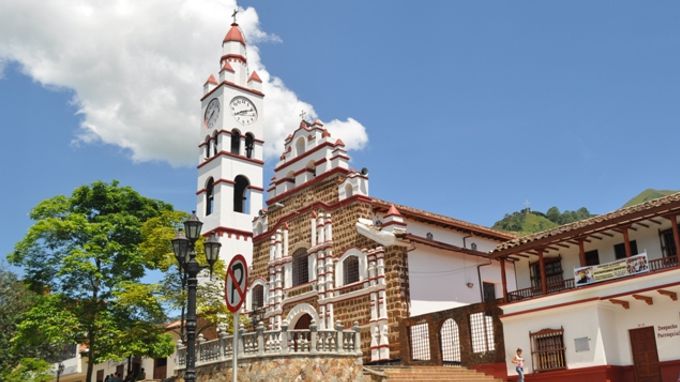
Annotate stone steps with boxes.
[380,365,503,382]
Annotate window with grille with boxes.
[343,256,359,285]
[252,284,264,309]
[469,312,495,353]
[292,249,309,286]
[530,327,566,372]
[660,228,677,258]
[440,319,461,363]
[409,322,430,361]
[530,257,563,290]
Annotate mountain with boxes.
[492,207,594,236]
[623,188,679,207]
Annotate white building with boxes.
[492,193,680,382]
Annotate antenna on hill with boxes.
[523,199,531,213]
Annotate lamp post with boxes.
[56,362,64,382]
[171,211,220,382]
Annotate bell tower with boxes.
[196,13,264,266]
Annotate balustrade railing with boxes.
[175,320,361,369]
[507,255,680,302]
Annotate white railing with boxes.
[176,320,362,369]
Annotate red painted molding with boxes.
[274,141,338,172]
[201,80,264,102]
[198,130,265,147]
[254,194,373,242]
[197,150,264,169]
[204,226,253,239]
[267,167,351,205]
[220,54,247,63]
[501,278,680,318]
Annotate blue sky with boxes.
[2,1,680,265]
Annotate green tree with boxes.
[2,358,52,382]
[9,181,175,382]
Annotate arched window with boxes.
[344,183,353,198]
[343,256,359,285]
[205,178,215,216]
[440,319,461,363]
[295,137,305,156]
[252,284,264,310]
[230,129,241,155]
[245,133,255,159]
[204,136,211,158]
[233,175,250,213]
[292,249,309,286]
[212,133,219,156]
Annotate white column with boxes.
[317,214,325,244]
[275,229,283,259]
[269,235,276,261]
[310,214,317,247]
[325,212,333,242]
[283,226,289,258]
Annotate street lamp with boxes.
[56,362,64,382]
[171,211,220,382]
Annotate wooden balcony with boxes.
[507,256,679,303]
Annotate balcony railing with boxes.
[507,256,679,303]
[175,320,361,369]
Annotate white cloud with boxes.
[0,0,368,166]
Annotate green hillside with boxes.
[623,188,678,207]
[492,207,594,235]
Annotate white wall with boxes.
[408,245,516,316]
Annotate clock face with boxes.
[230,96,258,125]
[204,98,220,129]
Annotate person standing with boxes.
[512,348,525,382]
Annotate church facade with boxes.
[193,19,516,363]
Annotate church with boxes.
[193,19,516,363]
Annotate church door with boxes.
[292,314,313,352]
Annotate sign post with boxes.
[225,255,248,382]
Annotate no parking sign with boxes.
[225,254,248,313]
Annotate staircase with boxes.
[376,365,504,382]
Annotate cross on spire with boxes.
[299,110,307,120]
[231,9,239,24]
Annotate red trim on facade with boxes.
[204,226,253,240]
[220,54,247,63]
[501,278,680,318]
[200,80,264,101]
[255,193,373,242]
[198,150,264,169]
[267,167,352,205]
[274,142,337,172]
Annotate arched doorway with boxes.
[440,318,461,364]
[294,313,312,330]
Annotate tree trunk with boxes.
[86,328,95,382]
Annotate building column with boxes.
[669,214,680,264]
[622,226,632,258]
[500,258,508,302]
[578,238,586,266]
[538,248,547,295]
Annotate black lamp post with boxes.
[171,211,220,382]
[56,362,64,382]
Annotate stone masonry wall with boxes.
[178,356,367,382]
[249,170,411,362]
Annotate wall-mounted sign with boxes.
[574,252,649,286]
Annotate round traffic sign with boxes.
[225,254,248,313]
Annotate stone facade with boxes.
[179,356,367,382]
[249,163,410,362]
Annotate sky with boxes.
[2,1,680,267]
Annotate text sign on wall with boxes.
[225,254,248,313]
[574,252,649,287]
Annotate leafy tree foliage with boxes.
[2,358,52,382]
[9,181,176,382]
[493,206,594,234]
